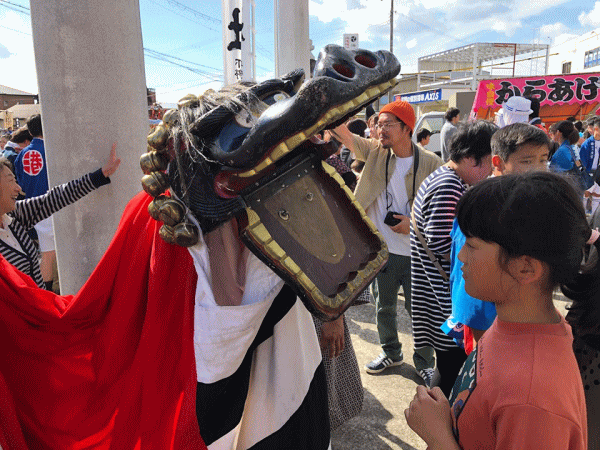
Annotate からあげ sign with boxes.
[472,74,600,113]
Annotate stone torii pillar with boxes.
[274,0,310,77]
[29,0,148,294]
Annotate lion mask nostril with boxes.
[333,63,355,78]
[355,54,377,69]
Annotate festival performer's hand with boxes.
[404,386,460,450]
[320,315,345,358]
[102,143,121,177]
[391,214,410,235]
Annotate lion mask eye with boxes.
[224,91,291,155]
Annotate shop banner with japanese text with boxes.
[471,73,600,116]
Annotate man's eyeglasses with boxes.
[377,121,402,130]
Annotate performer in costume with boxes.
[0,45,400,449]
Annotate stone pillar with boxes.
[29,0,147,294]
[274,0,310,77]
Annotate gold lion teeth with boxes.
[270,142,290,161]
[356,92,369,104]
[284,133,305,151]
[329,106,342,117]
[366,86,380,97]
[238,168,257,178]
[251,225,273,246]
[298,273,313,291]
[254,156,273,173]
[264,241,286,260]
[282,257,302,276]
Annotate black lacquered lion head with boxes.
[141,44,400,320]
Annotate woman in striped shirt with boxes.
[410,121,497,395]
[0,145,120,289]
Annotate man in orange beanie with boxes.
[332,101,441,381]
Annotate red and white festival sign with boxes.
[22,150,44,176]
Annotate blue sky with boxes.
[0,0,599,103]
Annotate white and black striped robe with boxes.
[410,166,466,351]
[0,169,109,288]
[187,239,331,450]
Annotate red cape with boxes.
[0,192,207,449]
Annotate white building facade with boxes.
[548,29,600,75]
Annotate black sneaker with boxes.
[419,368,435,388]
[365,353,403,374]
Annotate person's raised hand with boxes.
[102,143,121,177]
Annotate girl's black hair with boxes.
[457,171,600,338]
[555,120,579,145]
[456,171,589,288]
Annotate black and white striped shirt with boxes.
[410,166,465,351]
[0,169,110,288]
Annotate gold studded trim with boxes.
[243,163,389,312]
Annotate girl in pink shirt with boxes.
[405,171,588,450]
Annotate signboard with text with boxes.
[396,88,442,104]
[343,34,359,50]
[471,73,600,122]
[472,73,600,111]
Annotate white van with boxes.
[412,111,445,158]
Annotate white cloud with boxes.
[406,38,417,49]
[0,10,37,94]
[579,1,600,28]
[309,0,409,43]
[413,0,459,9]
[540,22,568,40]
[491,19,522,37]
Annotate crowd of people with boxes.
[1,90,599,449]
[330,96,599,449]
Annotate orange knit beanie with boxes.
[379,100,416,132]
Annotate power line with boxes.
[164,0,220,24]
[0,24,30,36]
[0,0,29,13]
[144,47,220,72]
[143,48,222,82]
[0,0,30,15]
[146,0,220,33]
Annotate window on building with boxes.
[3,100,8,107]
[584,47,600,69]
[562,62,572,74]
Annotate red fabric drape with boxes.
[0,192,206,449]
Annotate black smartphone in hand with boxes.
[384,211,402,226]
